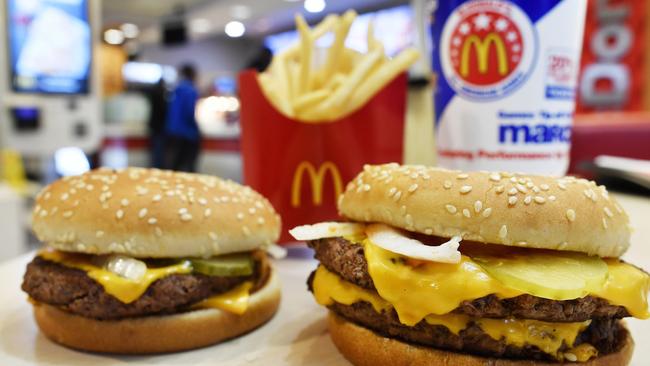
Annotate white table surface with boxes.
[0,193,648,365]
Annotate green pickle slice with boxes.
[472,251,609,300]
[190,254,254,276]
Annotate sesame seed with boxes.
[457,173,469,180]
[121,198,130,206]
[534,196,546,204]
[96,231,104,238]
[548,195,556,201]
[516,241,528,247]
[540,184,550,191]
[181,213,192,221]
[43,192,51,200]
[179,208,188,214]
[393,191,402,201]
[489,173,501,182]
[116,209,124,219]
[257,217,265,225]
[153,194,162,202]
[459,185,472,194]
[604,207,613,217]
[155,227,163,236]
[61,193,69,201]
[462,209,471,218]
[515,184,527,193]
[363,184,371,192]
[148,218,158,225]
[583,189,593,200]
[508,196,518,205]
[510,177,517,183]
[388,187,397,197]
[615,204,623,213]
[204,208,212,217]
[445,204,457,214]
[558,182,567,190]
[559,242,569,250]
[499,225,508,239]
[526,182,534,188]
[474,200,483,213]
[482,208,493,218]
[524,196,532,205]
[564,353,577,362]
[408,184,418,193]
[532,186,540,193]
[425,228,433,235]
[443,180,452,189]
[138,208,148,218]
[566,209,576,222]
[495,185,505,194]
[602,218,608,229]
[405,214,414,225]
[63,211,73,218]
[237,213,245,220]
[508,187,518,195]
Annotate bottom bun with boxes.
[328,312,634,366]
[33,268,281,354]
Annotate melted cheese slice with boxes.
[39,249,192,303]
[312,265,592,359]
[363,239,650,323]
[193,282,253,315]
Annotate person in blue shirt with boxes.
[166,64,201,172]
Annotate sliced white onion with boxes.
[104,255,147,281]
[365,224,461,264]
[289,222,365,241]
[265,243,288,259]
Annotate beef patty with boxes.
[308,237,630,322]
[326,300,626,362]
[22,255,269,320]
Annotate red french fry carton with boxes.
[239,70,407,243]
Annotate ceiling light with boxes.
[104,29,125,45]
[304,0,326,13]
[120,23,139,38]
[190,18,211,33]
[225,21,245,38]
[230,5,252,20]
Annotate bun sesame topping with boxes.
[32,168,281,258]
[338,164,631,258]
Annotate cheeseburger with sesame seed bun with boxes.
[291,163,649,365]
[22,168,282,354]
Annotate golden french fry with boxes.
[324,10,356,77]
[311,49,383,118]
[257,73,293,117]
[295,14,313,95]
[278,14,339,60]
[344,48,420,116]
[366,19,382,52]
[294,89,329,113]
[323,73,346,92]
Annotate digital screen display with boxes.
[6,0,91,94]
[265,5,414,57]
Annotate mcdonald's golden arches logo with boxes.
[291,161,343,208]
[440,1,536,99]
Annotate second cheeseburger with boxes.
[291,163,649,365]
[22,168,281,354]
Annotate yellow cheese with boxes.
[193,282,253,315]
[477,318,590,357]
[313,265,391,313]
[39,249,192,303]
[362,239,649,323]
[311,265,596,359]
[424,313,470,334]
[595,259,650,319]
[364,239,521,325]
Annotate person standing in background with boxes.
[147,79,167,169]
[166,64,201,172]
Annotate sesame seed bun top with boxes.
[32,168,281,258]
[338,164,631,258]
